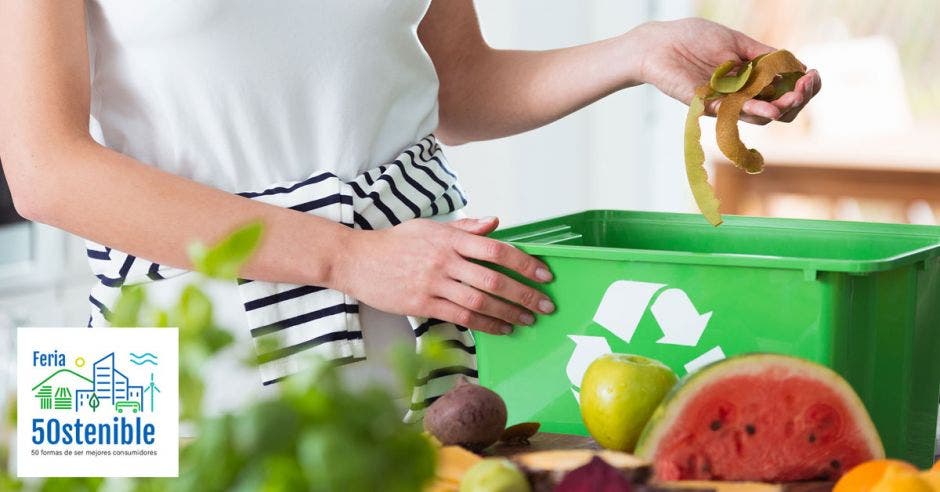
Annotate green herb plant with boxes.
[0,222,440,491]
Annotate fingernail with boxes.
[538,299,555,314]
[500,324,514,335]
[519,313,535,325]
[479,216,497,223]
[535,267,553,282]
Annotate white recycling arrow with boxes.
[568,279,726,406]
[592,281,665,344]
[651,288,713,347]
[684,346,726,374]
[566,335,612,388]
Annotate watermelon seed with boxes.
[830,460,841,469]
[808,433,817,443]
[745,424,756,435]
[710,420,722,431]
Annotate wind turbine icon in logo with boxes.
[143,373,161,412]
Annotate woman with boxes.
[0,1,819,408]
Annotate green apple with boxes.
[580,353,678,452]
[460,458,530,492]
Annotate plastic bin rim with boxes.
[492,210,940,274]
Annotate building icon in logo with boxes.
[76,353,145,412]
[32,352,148,413]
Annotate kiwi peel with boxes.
[685,49,807,226]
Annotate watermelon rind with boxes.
[634,353,884,464]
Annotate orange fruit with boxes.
[919,470,940,490]
[932,460,940,473]
[834,459,919,492]
[920,474,940,490]
[869,466,932,492]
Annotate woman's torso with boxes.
[85,0,439,190]
[84,0,446,405]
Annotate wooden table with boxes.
[708,130,940,222]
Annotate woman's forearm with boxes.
[434,33,645,144]
[12,137,351,287]
[423,2,821,142]
[1,1,350,288]
[420,0,649,145]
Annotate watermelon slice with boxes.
[635,354,884,483]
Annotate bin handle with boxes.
[499,225,582,245]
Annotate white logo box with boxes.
[17,328,178,477]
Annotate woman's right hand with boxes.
[332,216,556,335]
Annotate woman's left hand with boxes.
[628,18,821,125]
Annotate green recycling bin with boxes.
[478,210,940,467]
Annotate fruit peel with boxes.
[436,445,484,483]
[499,422,541,446]
[684,49,807,226]
[715,50,805,175]
[685,86,724,226]
[710,60,755,94]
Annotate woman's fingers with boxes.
[741,99,781,121]
[774,70,819,123]
[707,98,776,125]
[452,261,555,315]
[454,234,553,284]
[427,297,513,335]
[440,280,534,328]
[713,69,819,124]
[447,216,500,236]
[748,69,819,123]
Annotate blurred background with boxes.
[1,0,938,443]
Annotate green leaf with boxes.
[0,473,23,491]
[109,285,146,327]
[199,325,234,354]
[188,222,264,280]
[149,308,171,328]
[39,477,104,492]
[178,346,207,422]
[176,285,213,332]
[5,396,15,426]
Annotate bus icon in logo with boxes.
[115,401,141,413]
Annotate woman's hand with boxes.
[628,18,821,125]
[333,217,556,335]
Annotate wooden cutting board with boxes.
[487,433,834,492]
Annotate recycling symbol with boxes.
[567,280,726,402]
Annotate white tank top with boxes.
[84,0,447,407]
[85,0,439,190]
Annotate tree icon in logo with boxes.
[89,393,100,412]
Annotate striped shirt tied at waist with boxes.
[84,135,477,421]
